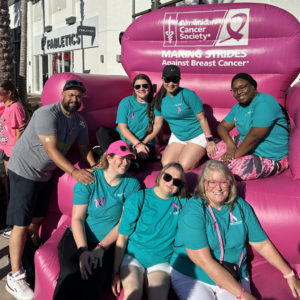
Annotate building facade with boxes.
[7,0,300,94]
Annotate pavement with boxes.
[0,234,14,300]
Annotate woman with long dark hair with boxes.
[153,65,216,171]
[95,74,164,170]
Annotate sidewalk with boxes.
[0,235,14,300]
[27,93,42,108]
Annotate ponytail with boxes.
[92,152,115,170]
[153,83,167,113]
[132,74,155,136]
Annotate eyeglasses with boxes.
[230,83,250,94]
[134,84,149,90]
[164,77,180,84]
[205,180,230,189]
[163,172,183,187]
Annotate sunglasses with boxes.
[111,145,134,153]
[134,84,149,90]
[205,180,230,189]
[163,172,183,187]
[164,77,180,84]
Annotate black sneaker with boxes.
[128,162,140,173]
[92,146,104,158]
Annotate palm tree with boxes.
[0,0,14,83]
[18,0,27,105]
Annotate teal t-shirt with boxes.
[224,92,288,161]
[155,87,203,141]
[116,95,158,146]
[170,196,267,285]
[72,169,141,244]
[118,187,188,268]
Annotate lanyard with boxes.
[208,205,244,269]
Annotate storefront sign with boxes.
[34,16,99,55]
[77,26,96,37]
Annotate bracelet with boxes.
[283,270,295,279]
[97,242,107,251]
[112,271,120,278]
[134,142,142,149]
[205,135,213,138]
[237,288,245,299]
[70,167,77,177]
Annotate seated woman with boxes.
[52,140,141,300]
[111,162,189,300]
[153,65,216,171]
[170,160,300,300]
[208,73,289,180]
[95,74,164,170]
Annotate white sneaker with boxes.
[6,269,34,300]
[3,226,13,239]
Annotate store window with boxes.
[34,51,74,93]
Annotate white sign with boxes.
[33,16,99,55]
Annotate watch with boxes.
[206,137,213,142]
[77,247,88,257]
[111,271,120,278]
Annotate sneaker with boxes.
[92,145,104,158]
[6,269,34,300]
[3,226,13,239]
[128,162,140,173]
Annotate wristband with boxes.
[97,242,107,252]
[205,135,213,138]
[112,271,120,278]
[283,270,295,279]
[71,167,77,177]
[134,142,142,149]
[237,288,245,299]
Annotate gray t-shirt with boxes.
[8,102,89,182]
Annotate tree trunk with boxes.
[18,0,27,105]
[0,0,14,83]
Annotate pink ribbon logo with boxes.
[129,113,134,120]
[172,203,181,212]
[94,197,104,208]
[220,13,247,43]
[178,107,182,114]
[229,212,238,223]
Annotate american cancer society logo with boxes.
[163,9,250,47]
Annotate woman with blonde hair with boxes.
[111,162,189,300]
[53,140,141,300]
[170,160,300,300]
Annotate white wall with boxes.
[17,0,300,92]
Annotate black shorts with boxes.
[6,170,52,226]
[0,151,6,179]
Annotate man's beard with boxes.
[61,97,81,113]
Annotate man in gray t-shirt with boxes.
[6,79,96,300]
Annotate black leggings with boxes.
[53,228,114,300]
[96,126,156,165]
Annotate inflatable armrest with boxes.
[286,82,300,179]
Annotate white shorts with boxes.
[120,254,170,275]
[170,267,251,300]
[168,132,207,149]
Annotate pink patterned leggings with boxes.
[208,135,289,181]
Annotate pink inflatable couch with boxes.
[34,3,300,300]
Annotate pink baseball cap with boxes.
[107,140,136,159]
